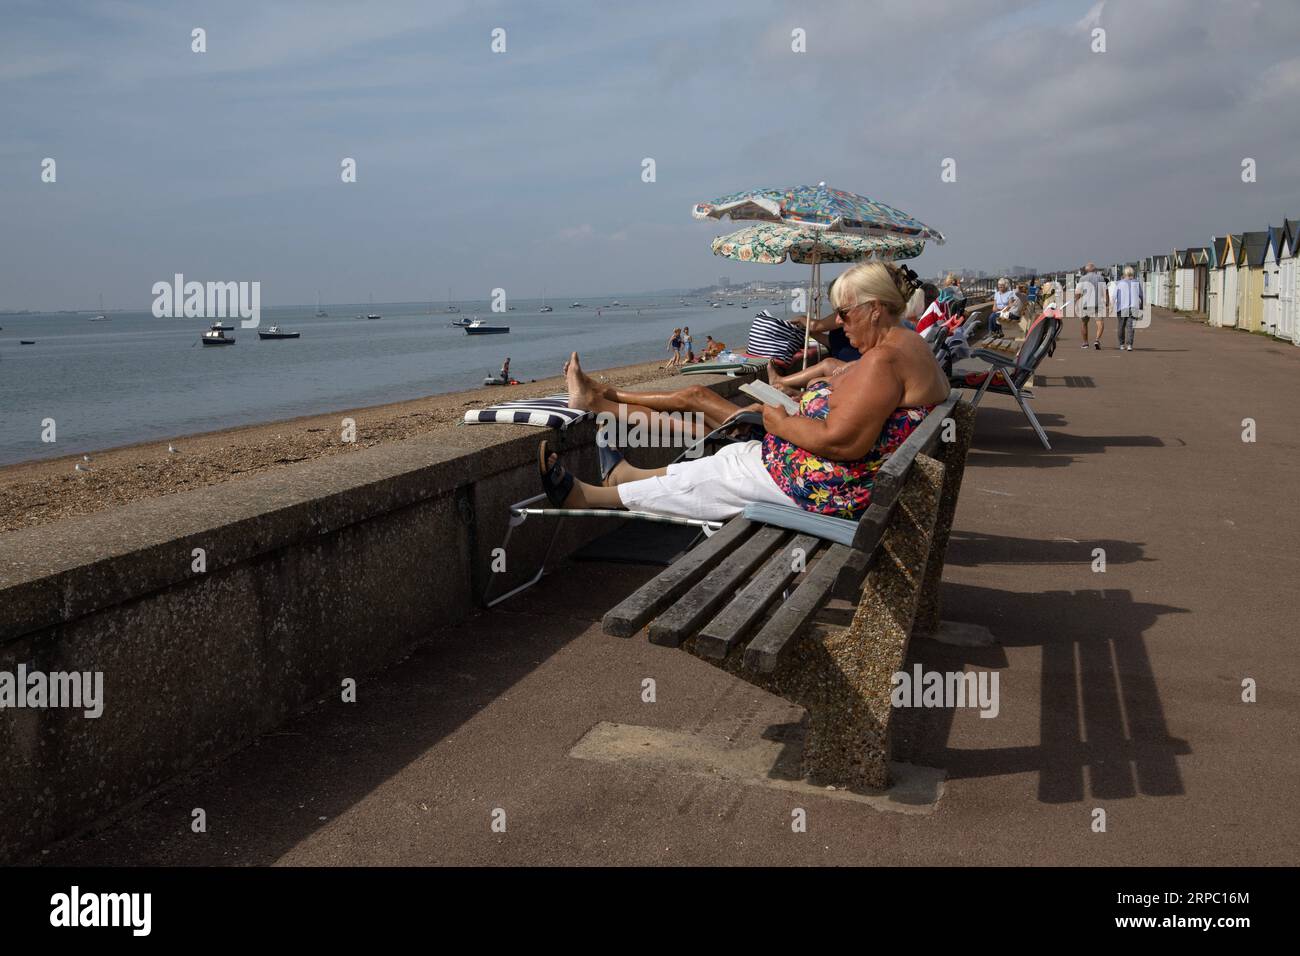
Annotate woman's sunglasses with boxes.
[832,299,874,322]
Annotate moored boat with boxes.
[258,325,300,339]
[201,325,235,346]
[464,318,509,335]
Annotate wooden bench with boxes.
[602,392,977,790]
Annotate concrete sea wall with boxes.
[0,373,742,861]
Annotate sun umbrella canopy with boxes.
[693,183,945,243]
[711,223,925,265]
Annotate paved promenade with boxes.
[40,310,1299,866]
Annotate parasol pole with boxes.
[803,239,820,371]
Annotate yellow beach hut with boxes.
[1236,231,1268,333]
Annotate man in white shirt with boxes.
[1114,266,1144,351]
[1074,262,1109,349]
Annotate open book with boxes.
[739,380,800,415]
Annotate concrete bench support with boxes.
[687,454,946,790]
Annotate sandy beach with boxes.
[0,357,681,535]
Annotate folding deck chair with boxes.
[951,311,1062,449]
[481,411,767,608]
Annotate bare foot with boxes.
[564,351,602,410]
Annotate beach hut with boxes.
[1144,256,1159,311]
[1208,237,1227,327]
[1192,247,1210,312]
[1282,218,1299,345]
[1236,231,1269,333]
[1153,254,1172,308]
[1173,249,1191,310]
[1262,226,1283,338]
[1220,234,1242,328]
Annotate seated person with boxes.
[785,277,858,363]
[701,335,726,361]
[541,261,951,522]
[565,353,756,442]
[771,279,929,392]
[991,278,1019,334]
[937,274,967,317]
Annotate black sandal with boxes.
[538,440,574,507]
[597,444,624,484]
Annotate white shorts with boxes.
[616,440,795,522]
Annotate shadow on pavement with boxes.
[898,582,1191,803]
[945,530,1151,568]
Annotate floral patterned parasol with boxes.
[693,182,945,243]
[711,223,925,264]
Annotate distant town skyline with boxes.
[3,0,1299,311]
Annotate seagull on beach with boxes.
[168,443,179,454]
[82,454,92,462]
[74,462,92,473]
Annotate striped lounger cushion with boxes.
[463,394,592,429]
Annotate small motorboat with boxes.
[450,316,472,327]
[209,322,235,330]
[711,302,721,308]
[366,314,382,320]
[258,325,300,339]
[569,302,583,308]
[464,318,509,335]
[201,326,235,346]
[539,305,553,313]
[20,339,36,345]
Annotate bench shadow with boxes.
[897,582,1191,803]
[971,406,1168,460]
[944,530,1151,568]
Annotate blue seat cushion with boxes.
[741,501,858,547]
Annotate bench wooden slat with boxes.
[865,391,960,513]
[742,544,853,673]
[695,534,822,660]
[601,518,755,638]
[647,526,787,647]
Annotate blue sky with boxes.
[2,0,1298,310]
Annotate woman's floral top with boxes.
[761,381,936,519]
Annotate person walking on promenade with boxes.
[1074,262,1109,349]
[1115,266,1144,351]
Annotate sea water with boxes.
[0,296,771,465]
